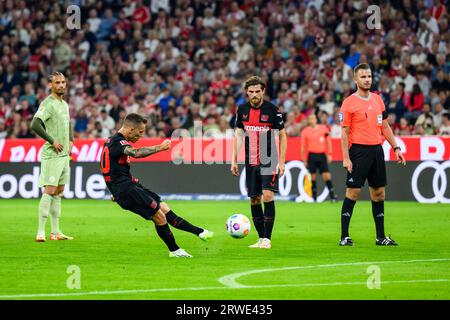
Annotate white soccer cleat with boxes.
[249,238,263,248]
[169,248,193,258]
[259,238,272,249]
[35,233,46,242]
[198,229,214,241]
[50,232,74,240]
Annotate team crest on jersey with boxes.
[261,114,269,121]
[120,140,130,146]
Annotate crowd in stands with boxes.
[0,0,449,141]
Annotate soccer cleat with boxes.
[169,248,193,258]
[35,233,46,242]
[249,238,263,248]
[376,236,398,246]
[50,232,74,241]
[198,229,214,241]
[339,237,353,246]
[259,238,272,249]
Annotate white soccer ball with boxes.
[226,214,251,239]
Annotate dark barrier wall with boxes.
[0,161,449,203]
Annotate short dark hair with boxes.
[123,113,148,127]
[353,63,371,75]
[48,71,65,82]
[244,76,266,91]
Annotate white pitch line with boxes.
[1,258,449,299]
[0,279,449,299]
[218,258,450,288]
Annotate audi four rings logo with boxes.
[239,160,330,203]
[411,161,450,203]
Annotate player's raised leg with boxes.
[152,210,192,258]
[160,202,213,241]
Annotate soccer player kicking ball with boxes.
[100,113,213,258]
[339,63,406,246]
[231,76,287,249]
[31,72,73,242]
[301,114,338,202]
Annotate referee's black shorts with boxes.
[115,183,161,220]
[246,164,279,198]
[346,144,387,188]
[307,152,329,174]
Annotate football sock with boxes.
[251,204,265,238]
[311,180,317,201]
[263,201,275,240]
[50,195,61,234]
[155,223,179,252]
[38,193,53,234]
[166,210,203,235]
[372,200,386,239]
[341,197,356,238]
[326,180,336,198]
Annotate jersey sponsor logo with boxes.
[119,140,130,146]
[244,125,271,132]
[261,114,269,121]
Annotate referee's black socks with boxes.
[311,180,317,201]
[325,180,336,199]
[155,223,179,252]
[251,204,265,239]
[166,210,203,235]
[341,197,356,239]
[263,201,275,240]
[372,201,386,239]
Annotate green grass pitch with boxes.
[0,199,449,300]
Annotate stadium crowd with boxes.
[0,0,449,140]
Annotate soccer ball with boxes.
[226,214,251,239]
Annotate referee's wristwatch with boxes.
[393,146,401,152]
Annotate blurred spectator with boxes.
[438,113,450,135]
[395,117,413,136]
[98,109,116,132]
[404,84,424,120]
[92,121,110,139]
[414,103,436,135]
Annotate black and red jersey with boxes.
[235,100,284,166]
[100,132,137,197]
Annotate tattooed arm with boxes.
[123,139,171,158]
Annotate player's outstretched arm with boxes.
[382,120,406,165]
[278,128,287,176]
[124,140,171,158]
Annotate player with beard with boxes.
[231,76,287,249]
